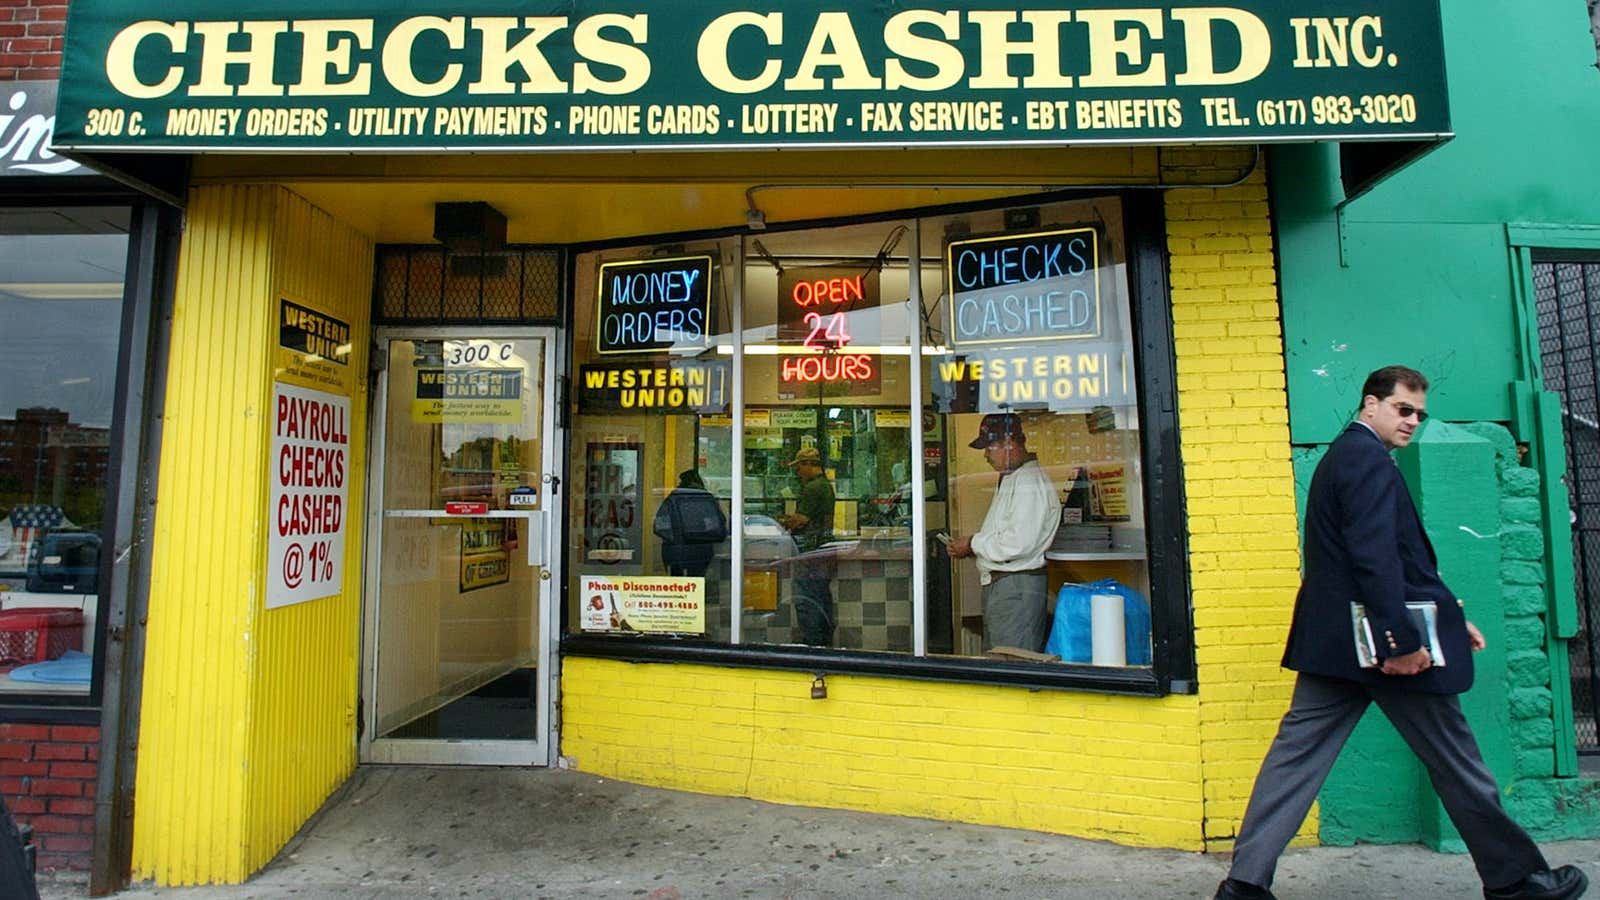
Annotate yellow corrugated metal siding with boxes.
[133,185,372,884]
[243,191,372,872]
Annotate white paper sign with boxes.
[267,382,350,608]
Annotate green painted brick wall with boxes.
[1275,0,1600,847]
[1274,2,1600,444]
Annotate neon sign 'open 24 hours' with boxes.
[776,266,880,386]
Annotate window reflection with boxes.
[740,221,916,652]
[921,198,1151,666]
[0,206,129,695]
[567,240,738,641]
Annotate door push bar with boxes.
[382,508,548,566]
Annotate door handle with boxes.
[542,473,561,494]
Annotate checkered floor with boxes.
[702,559,915,650]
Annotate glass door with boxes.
[361,330,558,765]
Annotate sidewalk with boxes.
[38,766,1600,899]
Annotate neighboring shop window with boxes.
[0,206,130,696]
[566,195,1178,687]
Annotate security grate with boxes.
[1535,256,1600,752]
[373,245,563,324]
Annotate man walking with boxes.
[1216,366,1586,900]
[948,412,1062,652]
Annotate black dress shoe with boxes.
[1215,877,1279,900]
[1484,865,1589,900]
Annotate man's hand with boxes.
[948,535,973,559]
[1380,648,1433,676]
[1466,621,1486,651]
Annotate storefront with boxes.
[0,75,180,881]
[45,0,1458,886]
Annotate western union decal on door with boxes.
[412,368,521,423]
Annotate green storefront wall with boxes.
[1273,0,1600,844]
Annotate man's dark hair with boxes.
[1360,365,1429,406]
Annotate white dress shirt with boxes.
[971,458,1062,585]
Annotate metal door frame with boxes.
[359,325,562,766]
[1510,223,1600,773]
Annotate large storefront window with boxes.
[739,219,917,651]
[567,239,739,639]
[921,198,1150,664]
[0,206,130,696]
[565,193,1185,691]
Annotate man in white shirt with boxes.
[948,413,1062,651]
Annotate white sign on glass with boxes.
[267,382,350,608]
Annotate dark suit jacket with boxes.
[1282,422,1474,694]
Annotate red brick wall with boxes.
[0,0,66,81]
[0,723,99,872]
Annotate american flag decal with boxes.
[10,505,66,530]
[7,505,67,565]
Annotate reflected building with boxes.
[0,406,112,526]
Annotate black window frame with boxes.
[0,188,167,721]
[556,189,1192,696]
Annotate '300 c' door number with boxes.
[445,341,515,364]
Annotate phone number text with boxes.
[1255,94,1419,127]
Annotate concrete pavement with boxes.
[34,766,1600,898]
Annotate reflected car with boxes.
[26,530,100,594]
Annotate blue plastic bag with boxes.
[1045,579,1151,665]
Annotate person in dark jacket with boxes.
[1216,366,1587,900]
[652,469,728,577]
[0,793,38,900]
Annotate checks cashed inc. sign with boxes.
[55,1,1448,153]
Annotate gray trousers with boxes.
[1229,673,1547,891]
[983,569,1048,651]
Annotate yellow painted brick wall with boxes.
[564,659,1205,849]
[1162,149,1307,851]
[562,147,1301,851]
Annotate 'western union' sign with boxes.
[279,299,351,364]
[412,367,522,422]
[579,359,730,414]
[933,343,1129,413]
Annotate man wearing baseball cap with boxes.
[777,446,836,646]
[948,413,1062,651]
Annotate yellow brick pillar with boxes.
[1161,152,1308,851]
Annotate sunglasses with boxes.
[1387,399,1429,422]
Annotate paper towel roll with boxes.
[1091,593,1126,666]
